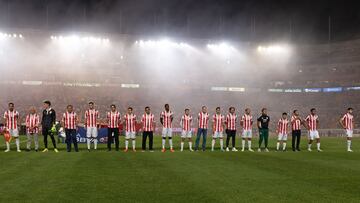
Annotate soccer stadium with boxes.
[0,0,359,202]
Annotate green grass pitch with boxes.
[0,136,359,203]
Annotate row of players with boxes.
[2,101,355,153]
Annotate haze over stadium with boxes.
[0,0,360,202]
[0,0,359,130]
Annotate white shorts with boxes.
[125,131,136,139]
[278,133,288,141]
[346,129,353,138]
[9,129,19,137]
[213,131,223,139]
[308,130,320,140]
[181,130,192,138]
[86,127,98,138]
[162,128,172,138]
[242,130,252,138]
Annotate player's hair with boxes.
[261,108,267,112]
[43,100,51,106]
[310,108,316,112]
[67,104,73,108]
[89,101,94,105]
[282,112,287,116]
[293,110,298,114]
[229,107,235,111]
[128,107,133,110]
[185,108,189,111]
[164,104,169,107]
[216,107,220,110]
[348,107,353,111]
[145,106,150,110]
[8,102,14,106]
[245,108,250,111]
[110,104,116,108]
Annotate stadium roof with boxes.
[0,0,360,43]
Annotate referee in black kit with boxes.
[41,100,59,152]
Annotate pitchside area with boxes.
[0,136,359,203]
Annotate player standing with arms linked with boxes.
[3,103,20,152]
[195,106,210,151]
[241,108,254,152]
[180,108,193,152]
[339,108,354,152]
[211,107,225,151]
[257,108,270,152]
[305,108,322,152]
[123,107,137,152]
[160,104,174,152]
[41,101,58,152]
[291,110,306,152]
[84,102,99,151]
[25,107,40,152]
[107,104,121,151]
[141,106,155,152]
[62,105,79,152]
[276,112,289,151]
[225,107,238,152]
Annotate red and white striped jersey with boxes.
[4,110,19,130]
[341,113,354,130]
[107,111,121,128]
[160,111,173,128]
[198,112,210,129]
[85,109,99,128]
[124,114,137,132]
[141,113,155,132]
[213,114,225,132]
[277,118,289,134]
[181,115,193,131]
[26,113,40,133]
[225,113,237,130]
[305,114,318,131]
[241,114,253,130]
[291,115,302,131]
[63,112,78,129]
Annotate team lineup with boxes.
[2,100,355,153]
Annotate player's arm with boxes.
[106,113,110,124]
[275,121,279,134]
[257,117,261,128]
[52,110,56,126]
[287,122,290,133]
[17,113,20,128]
[212,117,215,131]
[75,114,79,127]
[304,116,310,130]
[3,113,7,129]
[316,117,319,128]
[160,114,164,126]
[96,111,100,127]
[84,112,88,128]
[339,115,346,129]
[36,115,40,128]
[240,117,244,127]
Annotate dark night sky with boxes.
[0,0,360,43]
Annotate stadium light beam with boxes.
[207,42,238,58]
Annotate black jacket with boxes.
[42,108,56,128]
